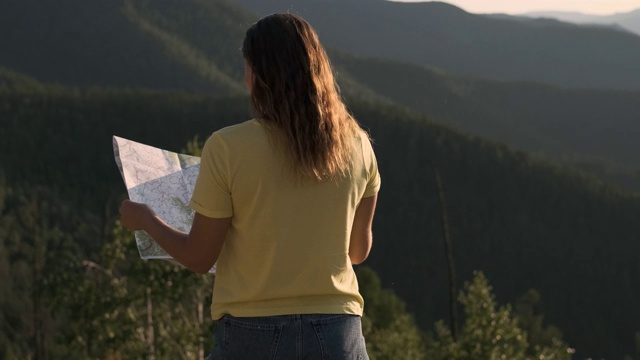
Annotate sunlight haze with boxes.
[392,0,640,15]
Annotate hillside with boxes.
[522,8,640,36]
[2,79,640,358]
[331,51,640,172]
[4,0,640,193]
[234,0,640,90]
[7,0,640,92]
[0,67,47,92]
[0,0,249,93]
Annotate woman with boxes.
[120,13,380,359]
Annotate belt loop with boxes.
[295,314,303,359]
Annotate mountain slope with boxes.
[0,0,248,93]
[523,8,640,36]
[4,0,640,190]
[331,51,640,171]
[234,0,640,90]
[2,79,640,359]
[0,67,46,92]
[201,1,640,187]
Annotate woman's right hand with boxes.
[119,200,155,232]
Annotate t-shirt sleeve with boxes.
[363,135,381,198]
[189,133,234,218]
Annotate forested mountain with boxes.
[6,0,640,92]
[3,0,640,194]
[2,0,640,358]
[522,8,640,36]
[0,0,250,93]
[3,71,640,359]
[234,0,640,90]
[330,52,640,186]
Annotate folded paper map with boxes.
[113,136,215,273]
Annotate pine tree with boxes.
[426,271,575,360]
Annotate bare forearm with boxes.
[143,215,194,268]
[349,230,372,265]
[119,200,229,274]
[349,195,377,265]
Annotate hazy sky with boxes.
[394,0,640,15]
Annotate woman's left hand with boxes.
[119,200,155,231]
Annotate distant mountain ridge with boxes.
[331,51,640,171]
[522,8,640,36]
[234,0,640,90]
[0,0,250,93]
[3,0,640,189]
[235,0,640,191]
[3,0,640,186]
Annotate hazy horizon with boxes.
[391,0,640,16]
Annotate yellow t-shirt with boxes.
[189,119,381,319]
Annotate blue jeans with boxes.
[206,314,369,360]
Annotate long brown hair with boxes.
[242,13,361,181]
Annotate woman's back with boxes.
[190,119,380,319]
